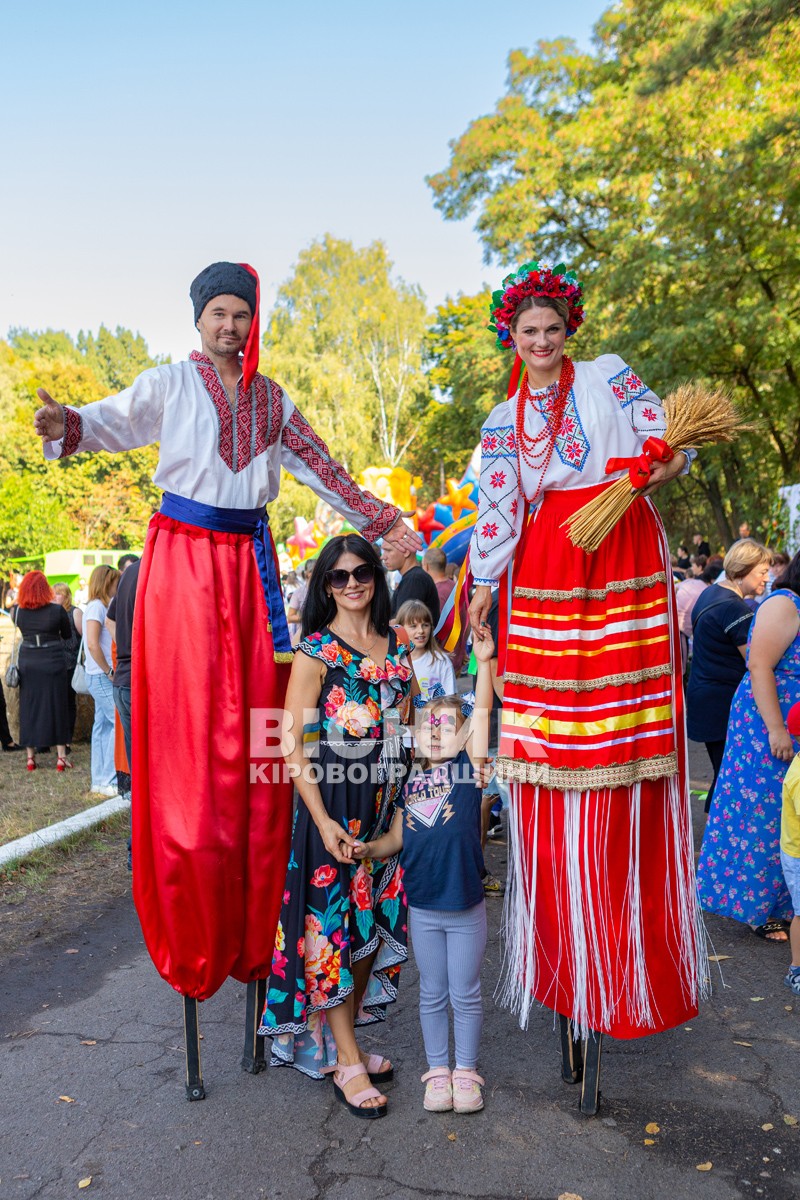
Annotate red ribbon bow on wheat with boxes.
[563,383,742,553]
[605,436,675,488]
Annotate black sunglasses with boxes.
[326,563,376,590]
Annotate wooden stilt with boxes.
[241,979,268,1074]
[183,995,206,1101]
[579,1030,603,1116]
[558,1013,583,1084]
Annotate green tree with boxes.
[0,475,78,560]
[264,235,431,470]
[0,329,162,556]
[408,292,509,501]
[427,0,800,546]
[77,325,169,392]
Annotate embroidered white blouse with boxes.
[469,354,694,585]
[43,352,399,541]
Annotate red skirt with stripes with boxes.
[497,484,706,1038]
[131,513,293,1001]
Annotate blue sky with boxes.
[1,0,607,362]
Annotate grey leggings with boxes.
[409,901,487,1070]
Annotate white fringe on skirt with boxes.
[496,777,711,1040]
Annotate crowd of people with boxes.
[678,536,800,988]
[2,555,140,801]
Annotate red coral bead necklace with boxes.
[515,354,575,503]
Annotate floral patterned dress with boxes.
[697,590,800,926]
[259,627,413,1077]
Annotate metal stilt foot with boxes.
[559,1013,583,1084]
[578,1030,603,1116]
[183,995,206,1101]
[241,979,268,1074]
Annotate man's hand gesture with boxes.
[33,388,65,443]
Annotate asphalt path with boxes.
[1,743,798,1200]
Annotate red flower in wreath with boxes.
[489,260,585,348]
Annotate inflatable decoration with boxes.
[358,466,421,516]
[436,477,478,523]
[314,500,349,539]
[286,517,319,564]
[415,503,445,543]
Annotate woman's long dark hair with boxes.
[301,534,391,638]
[773,549,800,598]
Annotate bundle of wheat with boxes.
[563,384,742,553]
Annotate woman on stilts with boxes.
[468,261,708,1113]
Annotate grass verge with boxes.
[0,812,131,959]
[0,810,130,891]
[0,742,118,844]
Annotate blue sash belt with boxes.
[159,492,293,659]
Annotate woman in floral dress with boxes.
[260,533,415,1117]
[697,552,800,929]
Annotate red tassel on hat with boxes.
[239,262,260,391]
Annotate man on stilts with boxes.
[34,262,421,1098]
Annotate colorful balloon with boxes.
[437,478,478,522]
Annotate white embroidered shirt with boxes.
[470,354,694,584]
[43,353,399,541]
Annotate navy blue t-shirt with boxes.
[686,585,753,743]
[397,748,485,911]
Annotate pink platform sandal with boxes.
[421,1067,453,1112]
[332,1062,388,1120]
[452,1068,485,1114]
[322,1053,393,1084]
[362,1053,394,1083]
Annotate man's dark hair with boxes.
[117,553,140,572]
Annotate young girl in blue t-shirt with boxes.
[353,633,495,1114]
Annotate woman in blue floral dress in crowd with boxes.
[260,534,415,1118]
[697,552,800,932]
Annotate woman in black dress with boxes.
[53,583,83,748]
[259,534,415,1118]
[12,571,72,771]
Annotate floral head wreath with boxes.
[489,260,585,349]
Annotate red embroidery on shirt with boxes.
[481,522,499,540]
[490,471,506,489]
[190,351,281,474]
[281,409,398,541]
[642,406,658,422]
[61,407,83,458]
[268,379,283,446]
